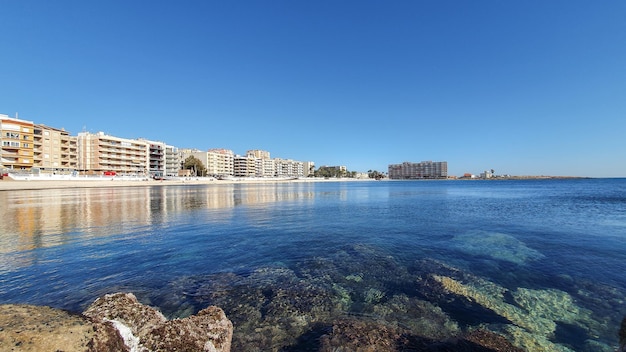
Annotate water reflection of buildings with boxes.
[0,184,318,256]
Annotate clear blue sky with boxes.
[1,1,625,177]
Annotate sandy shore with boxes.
[0,177,373,191]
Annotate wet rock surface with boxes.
[84,292,233,352]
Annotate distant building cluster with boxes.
[388,161,448,179]
[0,114,314,178]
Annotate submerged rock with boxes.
[164,245,462,351]
[318,317,524,352]
[429,266,611,352]
[450,230,545,265]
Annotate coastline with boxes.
[0,175,595,192]
[0,177,374,191]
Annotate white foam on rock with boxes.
[107,319,142,352]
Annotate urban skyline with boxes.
[1,113,320,178]
[1,112,445,179]
[2,2,625,177]
[0,111,615,179]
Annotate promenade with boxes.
[0,176,369,191]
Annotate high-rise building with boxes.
[234,155,257,177]
[274,158,304,178]
[164,145,181,177]
[261,158,276,177]
[388,161,448,179]
[182,148,235,177]
[77,132,149,175]
[207,149,234,177]
[139,139,167,178]
[0,114,34,171]
[33,124,78,174]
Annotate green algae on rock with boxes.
[432,273,612,352]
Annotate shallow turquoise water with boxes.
[0,179,625,350]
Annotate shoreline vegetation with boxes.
[0,175,591,191]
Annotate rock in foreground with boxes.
[85,292,232,352]
[0,304,126,352]
[0,293,233,352]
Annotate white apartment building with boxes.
[139,139,167,178]
[77,132,150,175]
[274,158,304,178]
[261,158,276,177]
[138,139,181,178]
[164,145,181,177]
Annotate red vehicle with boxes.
[103,171,117,176]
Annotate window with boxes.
[22,143,30,148]
[2,141,20,147]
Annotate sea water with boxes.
[0,179,624,351]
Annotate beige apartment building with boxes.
[182,148,235,177]
[33,124,78,174]
[0,114,34,171]
[77,132,149,176]
[388,161,448,179]
[246,150,276,177]
[303,161,315,177]
[206,149,234,177]
[246,149,271,160]
[234,155,257,177]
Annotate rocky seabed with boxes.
[1,245,625,351]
